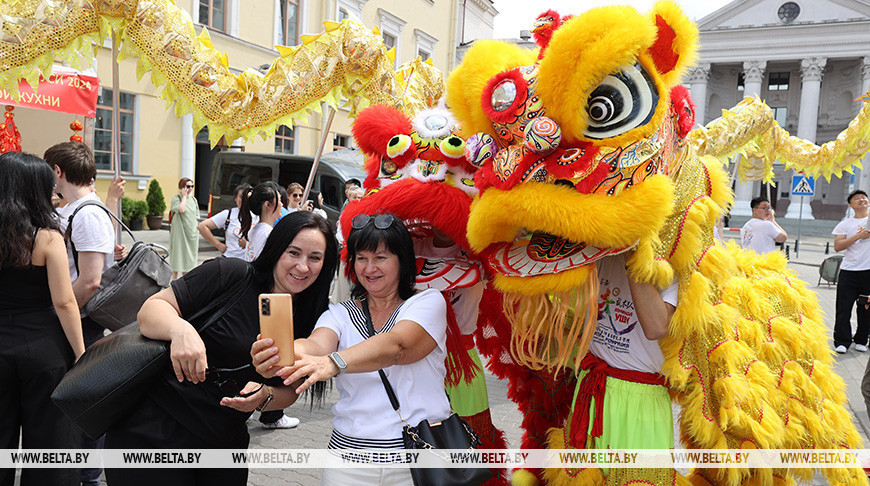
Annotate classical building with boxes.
[10,0,496,212]
[690,0,870,220]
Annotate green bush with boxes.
[121,197,148,223]
[146,179,166,216]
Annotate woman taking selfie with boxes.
[105,211,337,486]
[0,152,85,486]
[169,177,199,279]
[253,213,451,485]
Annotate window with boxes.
[768,72,789,91]
[415,29,436,63]
[275,125,295,154]
[94,87,135,173]
[337,7,349,21]
[378,9,405,65]
[382,32,396,50]
[737,72,745,92]
[333,134,350,150]
[778,2,800,23]
[336,0,364,22]
[772,107,787,127]
[278,0,300,46]
[199,0,226,32]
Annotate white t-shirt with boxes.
[588,255,678,374]
[413,238,483,335]
[316,289,452,446]
[740,218,781,254]
[209,208,256,260]
[833,216,870,271]
[244,221,272,262]
[55,192,115,283]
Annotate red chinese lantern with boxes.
[0,106,21,153]
[70,119,84,143]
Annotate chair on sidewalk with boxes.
[818,254,843,286]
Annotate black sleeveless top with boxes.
[0,229,53,314]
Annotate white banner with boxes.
[2,449,868,469]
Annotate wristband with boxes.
[255,385,274,412]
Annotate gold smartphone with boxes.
[259,294,294,366]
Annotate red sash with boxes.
[568,353,666,448]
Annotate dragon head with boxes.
[449,1,698,296]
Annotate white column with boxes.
[731,61,766,216]
[785,58,826,220]
[180,114,195,180]
[688,63,710,126]
[858,57,870,193]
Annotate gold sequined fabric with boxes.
[0,0,445,144]
[688,95,870,182]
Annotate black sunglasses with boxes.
[351,213,395,230]
[185,184,194,188]
[206,365,263,398]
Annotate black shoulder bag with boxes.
[360,299,493,486]
[51,268,253,439]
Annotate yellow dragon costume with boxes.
[448,2,870,485]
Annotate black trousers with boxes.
[105,397,249,486]
[833,268,870,348]
[0,308,78,486]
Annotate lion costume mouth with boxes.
[483,231,633,278]
[467,174,674,294]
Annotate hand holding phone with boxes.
[259,294,294,366]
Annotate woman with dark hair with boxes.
[197,183,254,259]
[170,177,199,279]
[105,211,337,486]
[0,152,85,486]
[252,213,450,485]
[239,181,283,262]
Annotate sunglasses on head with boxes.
[351,213,395,230]
[205,365,263,398]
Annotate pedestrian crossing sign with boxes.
[791,175,815,196]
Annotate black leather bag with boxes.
[361,300,492,486]
[66,201,172,331]
[51,269,252,439]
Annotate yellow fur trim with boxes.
[446,40,537,139]
[467,175,674,253]
[649,1,699,87]
[510,468,540,486]
[542,428,605,486]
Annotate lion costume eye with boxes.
[583,63,658,140]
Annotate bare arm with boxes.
[37,230,85,359]
[197,219,227,253]
[766,211,788,243]
[137,287,208,383]
[252,327,339,378]
[281,320,437,394]
[72,251,107,306]
[627,277,675,341]
[834,232,870,252]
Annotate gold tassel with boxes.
[503,264,600,372]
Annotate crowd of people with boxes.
[3,139,869,485]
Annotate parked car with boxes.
[208,149,365,228]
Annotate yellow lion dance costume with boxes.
[448,2,868,485]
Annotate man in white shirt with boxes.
[833,190,870,354]
[45,142,115,486]
[741,197,787,254]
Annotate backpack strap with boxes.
[66,200,136,272]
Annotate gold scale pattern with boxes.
[0,0,445,144]
[688,95,870,183]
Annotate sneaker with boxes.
[261,415,299,429]
[857,344,868,352]
[835,345,848,354]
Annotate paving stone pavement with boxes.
[123,225,867,485]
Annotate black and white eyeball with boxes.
[583,63,659,140]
